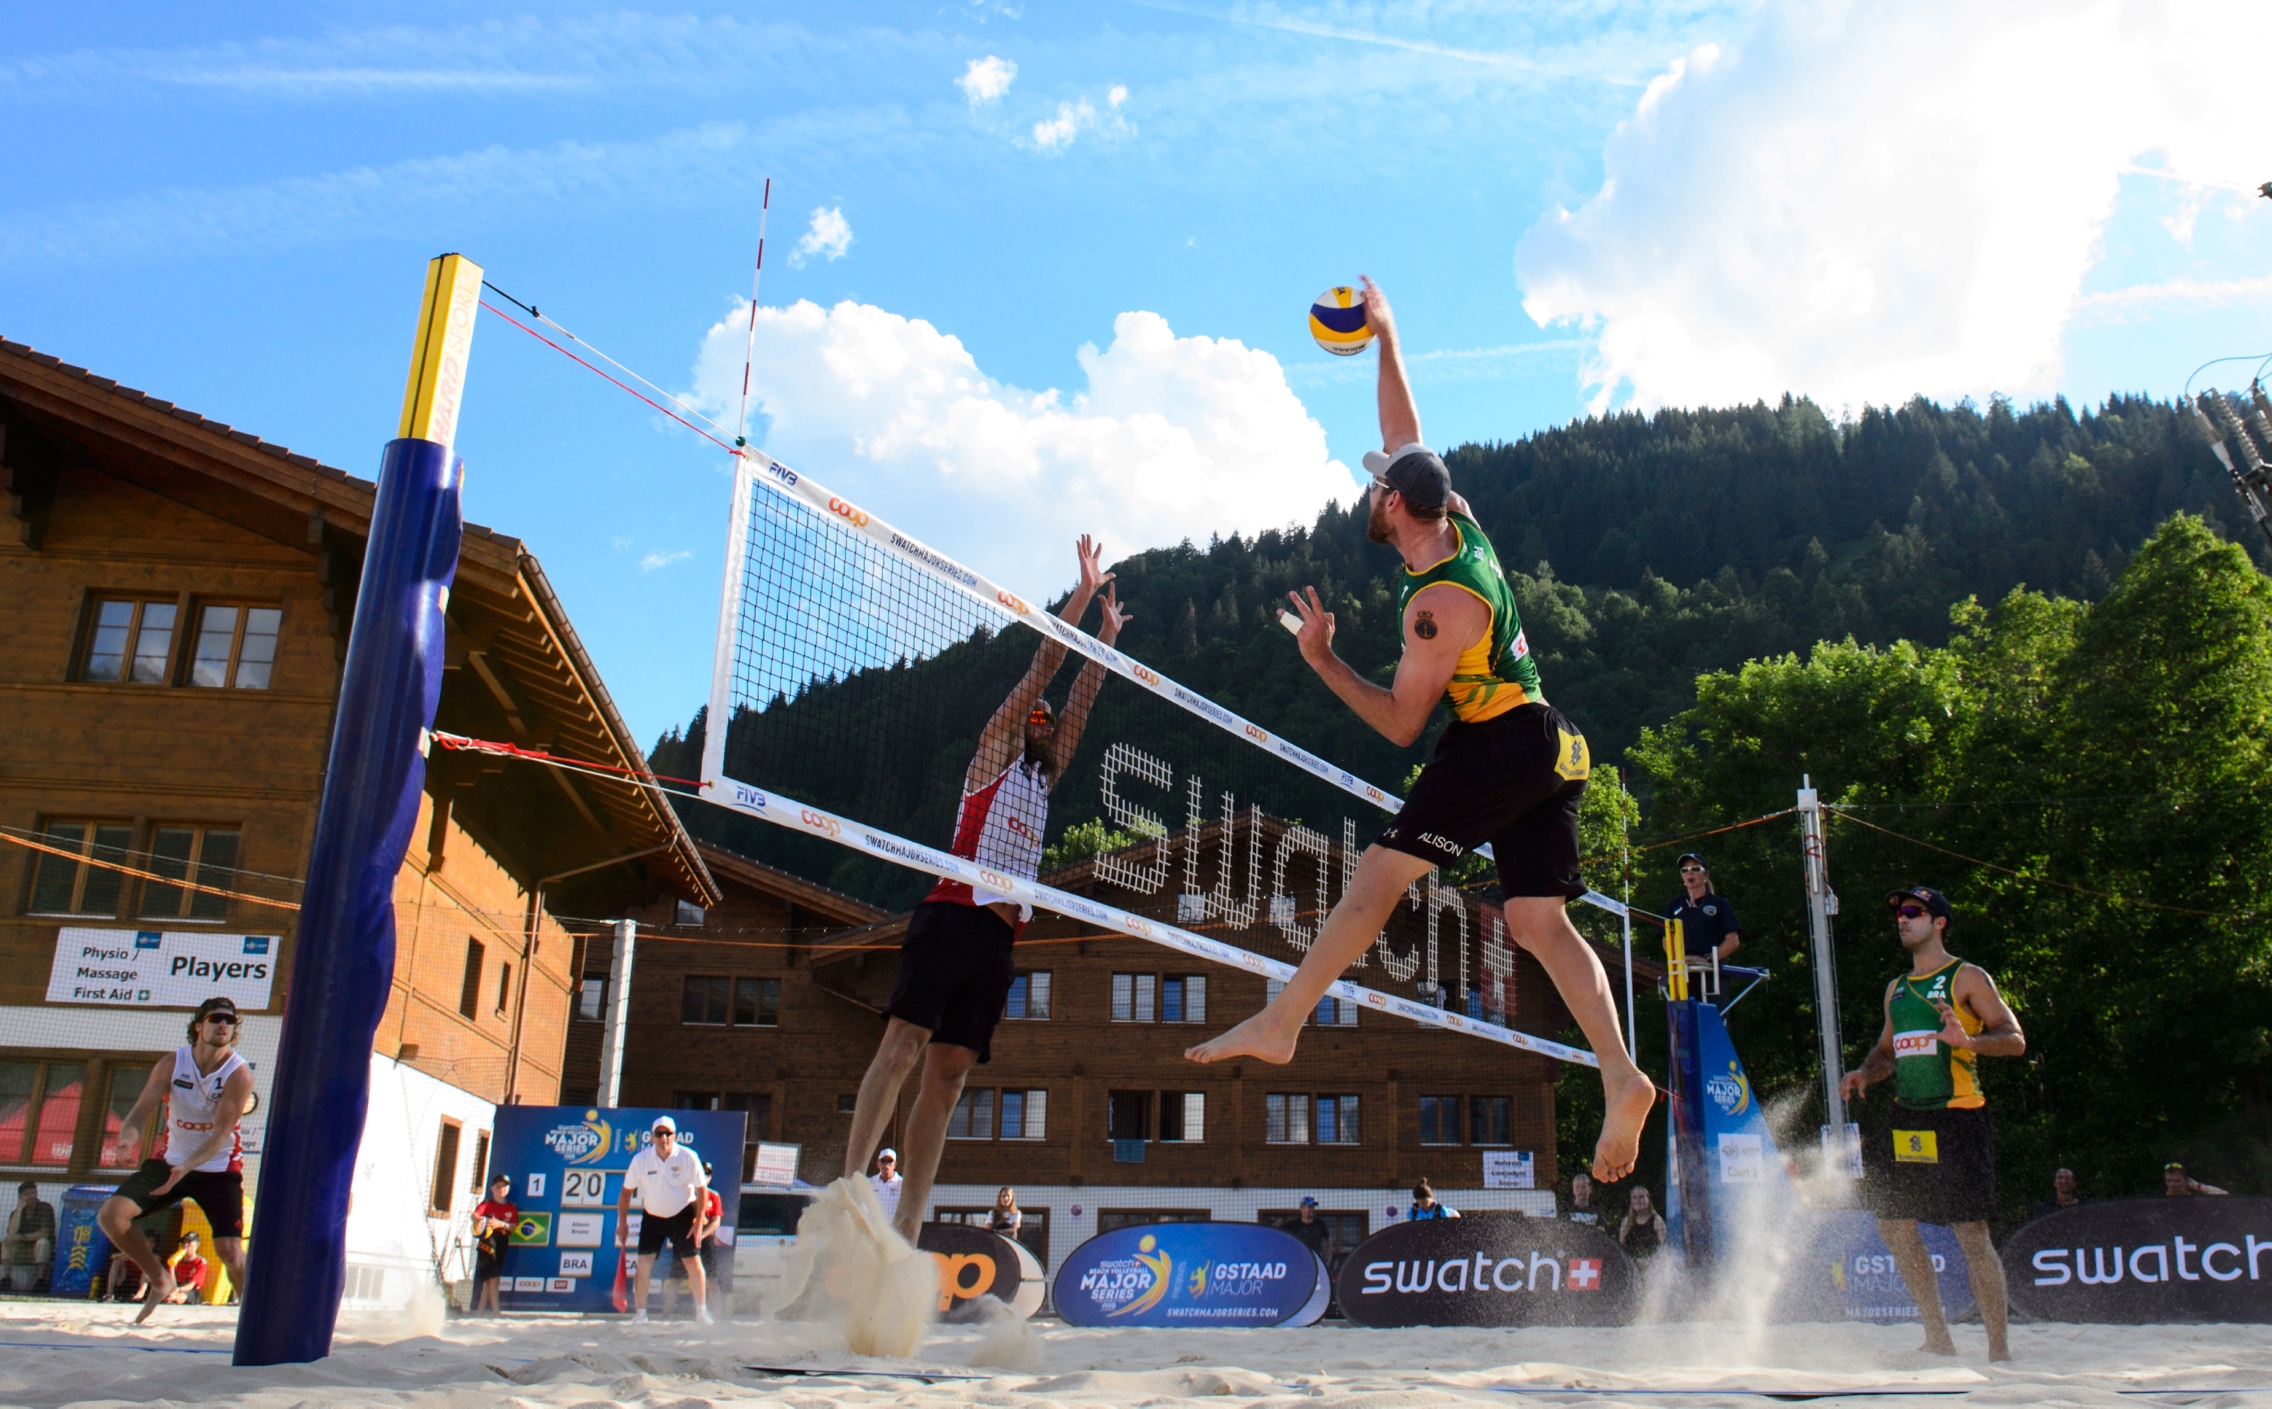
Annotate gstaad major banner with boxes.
[1053,1222,1328,1328]
[2004,1197,2272,1324]
[1336,1216,1637,1327]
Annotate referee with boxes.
[1663,853,1741,963]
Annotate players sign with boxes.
[1053,1223,1328,1328]
[2004,1197,2272,1324]
[1336,1216,1636,1327]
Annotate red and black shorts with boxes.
[111,1159,244,1239]
[886,900,1021,1063]
[1375,702,1587,898]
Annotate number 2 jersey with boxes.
[1890,959,1985,1111]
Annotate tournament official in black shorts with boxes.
[843,535,1130,1242]
[1185,277,1655,1190]
[1842,886,2026,1363]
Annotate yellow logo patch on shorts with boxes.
[1893,1129,1939,1164]
[1554,727,1591,782]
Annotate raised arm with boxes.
[1283,581,1483,747]
[111,1058,175,1167]
[1048,585,1129,776]
[965,536,1111,790]
[1361,276,1421,452]
[1840,980,1901,1101]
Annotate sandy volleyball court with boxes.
[0,1303,2263,1408]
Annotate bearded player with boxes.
[1187,278,1655,1184]
[845,534,1130,1240]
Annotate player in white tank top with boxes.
[100,996,257,1321]
[855,534,1131,1238]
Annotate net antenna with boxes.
[734,177,772,451]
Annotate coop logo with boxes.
[1363,991,1389,1008]
[542,1113,613,1166]
[1365,785,1388,805]
[997,589,1031,615]
[827,496,870,528]
[977,869,1014,894]
[1893,1030,1940,1059]
[1244,723,1270,744]
[1123,917,1153,937]
[800,809,843,839]
[1133,665,1160,687]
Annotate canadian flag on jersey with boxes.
[1567,1258,1602,1291]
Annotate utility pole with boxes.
[1797,779,1851,1176]
[597,918,637,1107]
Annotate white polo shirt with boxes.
[625,1142,706,1219]
[870,1172,903,1221]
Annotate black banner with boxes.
[1336,1216,1638,1327]
[2003,1197,2272,1324]
[917,1223,1034,1322]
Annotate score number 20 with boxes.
[559,1169,610,1208]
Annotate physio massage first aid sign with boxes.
[47,927,279,1008]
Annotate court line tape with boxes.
[707,779,1600,1067]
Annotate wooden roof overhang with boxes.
[0,337,717,905]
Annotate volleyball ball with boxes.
[1309,286,1373,357]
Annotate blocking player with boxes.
[100,996,255,1323]
[844,534,1130,1240]
[1186,276,1656,1184]
[1841,886,2025,1362]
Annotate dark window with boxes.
[429,1119,462,1215]
[1265,979,1354,1026]
[1469,1095,1512,1146]
[187,604,283,690]
[496,962,512,1016]
[682,975,729,1024]
[2,1058,157,1173]
[1316,1094,1361,1145]
[469,1130,491,1193]
[1098,1208,1208,1234]
[1161,975,1207,1024]
[1159,1090,1205,1142]
[82,598,176,683]
[836,1093,857,1114]
[138,826,240,922]
[1262,1209,1370,1262]
[1419,1094,1460,1146]
[1110,973,1156,1022]
[732,977,781,1026]
[1106,1090,1151,1142]
[1005,971,1052,1019]
[673,900,706,926]
[947,1088,997,1140]
[459,939,484,1019]
[1000,1089,1047,1140]
[1265,1093,1309,1145]
[736,1192,808,1237]
[684,976,777,1026]
[27,821,132,917]
[577,977,606,1022]
[723,1092,774,1179]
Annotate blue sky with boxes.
[5,1,2269,746]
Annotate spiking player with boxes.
[845,535,1130,1240]
[1187,277,1656,1184]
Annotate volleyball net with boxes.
[700,444,1617,1068]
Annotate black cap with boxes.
[1886,886,1952,921]
[1675,852,1707,870]
[1363,443,1451,511]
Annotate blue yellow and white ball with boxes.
[1309,286,1373,357]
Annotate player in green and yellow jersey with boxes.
[1842,886,2026,1362]
[1187,277,1655,1187]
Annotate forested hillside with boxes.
[651,390,2255,906]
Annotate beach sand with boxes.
[0,1302,2264,1408]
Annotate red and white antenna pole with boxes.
[734,178,771,452]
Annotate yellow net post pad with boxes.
[398,253,483,452]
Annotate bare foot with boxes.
[1592,1070,1657,1183]
[135,1269,174,1325]
[1918,1337,1957,1357]
[1185,1010,1300,1065]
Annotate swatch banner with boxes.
[1336,1216,1637,1327]
[1053,1223,1327,1328]
[917,1223,1044,1321]
[2004,1197,2272,1324]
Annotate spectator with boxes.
[2,1183,54,1287]
[165,1231,208,1304]
[2164,1163,2228,1197]
[869,1149,904,1224]
[1664,853,1741,965]
[1283,1196,1333,1263]
[1408,1179,1459,1221]
[1566,1173,1600,1226]
[2029,1167,2082,1221]
[469,1175,517,1315]
[988,1186,1023,1239]
[616,1116,711,1325]
[1619,1186,1666,1262]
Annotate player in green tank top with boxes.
[1187,277,1654,1189]
[1842,886,2025,1362]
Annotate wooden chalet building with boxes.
[0,337,716,1305]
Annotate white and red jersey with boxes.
[158,1044,248,1174]
[925,758,1049,912]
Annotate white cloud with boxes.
[1108,84,1127,108]
[640,549,692,571]
[1514,0,2272,412]
[1032,99,1095,152]
[958,54,1016,104]
[790,206,853,266]
[691,299,1358,592]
